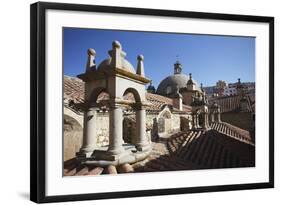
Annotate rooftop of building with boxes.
[64,75,192,113]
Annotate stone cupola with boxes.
[174,60,182,74]
[77,40,152,166]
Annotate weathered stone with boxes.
[87,167,104,175]
[106,165,118,174]
[118,163,134,173]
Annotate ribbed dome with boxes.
[97,57,135,73]
[156,74,189,96]
[157,73,201,96]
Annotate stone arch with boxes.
[157,107,172,135]
[63,106,83,127]
[89,87,110,106]
[209,104,221,123]
[122,87,143,145]
[123,87,141,103]
[64,114,83,161]
[158,106,172,120]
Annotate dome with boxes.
[157,73,201,97]
[156,74,189,96]
[97,57,135,73]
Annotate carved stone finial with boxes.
[86,48,96,72]
[112,40,122,49]
[88,48,96,56]
[137,54,145,77]
[109,40,123,69]
[137,54,144,61]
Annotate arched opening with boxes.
[198,113,203,127]
[180,116,191,131]
[82,88,111,148]
[166,85,172,95]
[209,111,215,123]
[158,110,172,134]
[89,87,110,106]
[123,87,141,103]
[122,87,142,146]
[123,117,136,144]
[64,114,83,161]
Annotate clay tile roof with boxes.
[146,93,191,112]
[64,76,84,103]
[63,75,192,113]
[208,95,254,113]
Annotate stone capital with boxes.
[107,98,125,110]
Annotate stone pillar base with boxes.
[136,143,151,152]
[77,146,96,158]
[106,146,125,156]
[97,150,130,161]
[76,152,92,159]
[82,145,152,167]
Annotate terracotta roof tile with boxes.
[64,75,191,112]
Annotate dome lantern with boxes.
[174,60,182,74]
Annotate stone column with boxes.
[192,114,196,129]
[107,105,125,155]
[202,113,209,129]
[191,114,195,129]
[202,113,206,129]
[206,113,210,127]
[136,108,150,151]
[79,107,98,157]
[196,115,200,128]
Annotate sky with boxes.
[63,28,255,87]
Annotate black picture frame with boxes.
[30,1,274,203]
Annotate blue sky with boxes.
[63,28,255,87]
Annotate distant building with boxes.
[224,83,237,96]
[214,80,227,96]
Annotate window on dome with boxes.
[166,86,172,95]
